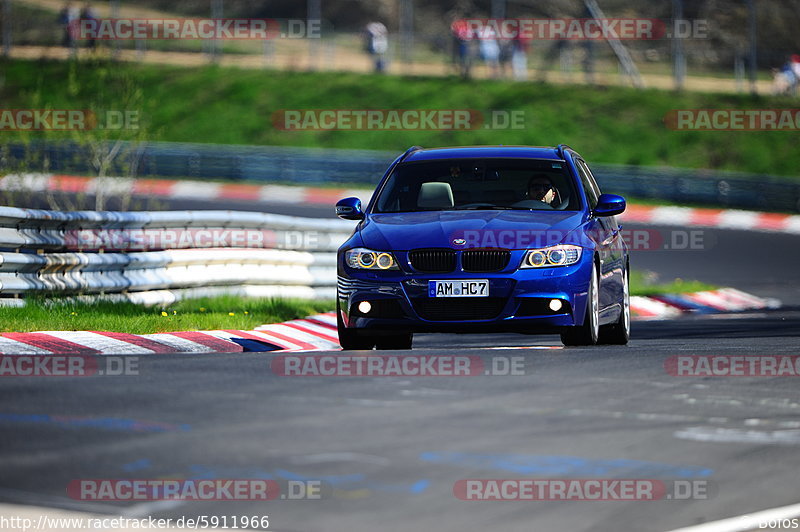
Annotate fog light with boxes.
[549,299,563,312]
[358,301,372,314]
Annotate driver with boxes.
[527,174,557,205]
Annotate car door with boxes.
[575,158,623,312]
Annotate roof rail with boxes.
[399,146,423,161]
[556,144,572,159]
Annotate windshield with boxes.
[373,158,581,213]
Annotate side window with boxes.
[581,160,603,197]
[575,160,599,210]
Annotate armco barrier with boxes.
[0,206,354,305]
[5,141,800,212]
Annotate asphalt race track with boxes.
[1,194,799,532]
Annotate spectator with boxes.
[511,32,530,81]
[772,54,800,95]
[791,54,800,87]
[498,38,513,78]
[363,22,388,73]
[58,1,80,51]
[80,2,98,52]
[451,18,473,79]
[478,24,501,78]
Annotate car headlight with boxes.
[521,245,582,268]
[345,248,399,270]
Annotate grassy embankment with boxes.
[0,296,334,333]
[2,58,799,177]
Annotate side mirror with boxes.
[335,197,365,220]
[593,194,626,217]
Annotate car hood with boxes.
[359,210,586,250]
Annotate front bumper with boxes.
[338,251,592,334]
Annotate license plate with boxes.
[428,280,489,298]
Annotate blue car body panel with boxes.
[337,146,629,335]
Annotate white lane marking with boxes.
[42,331,154,354]
[119,499,185,517]
[0,336,52,354]
[0,488,116,514]
[784,216,800,234]
[649,206,695,225]
[630,296,682,318]
[717,210,759,230]
[674,426,800,445]
[170,180,220,199]
[665,501,800,532]
[89,177,135,196]
[260,184,303,203]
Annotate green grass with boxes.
[0,274,714,333]
[629,270,717,297]
[0,296,334,334]
[2,58,800,178]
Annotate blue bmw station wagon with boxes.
[335,145,630,349]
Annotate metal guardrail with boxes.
[5,141,800,212]
[0,206,354,305]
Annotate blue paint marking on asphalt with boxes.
[122,459,152,472]
[419,452,713,478]
[409,479,431,493]
[0,413,191,432]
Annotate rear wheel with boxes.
[561,265,599,346]
[337,302,376,350]
[598,267,630,345]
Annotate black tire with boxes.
[337,302,376,350]
[598,267,630,345]
[561,265,600,346]
[375,332,413,350]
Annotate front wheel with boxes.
[598,267,630,345]
[337,302,376,350]
[560,265,599,346]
